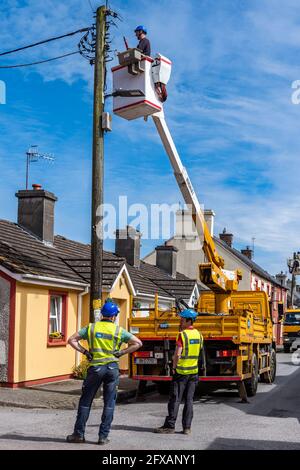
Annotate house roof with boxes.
[0,219,197,300]
[0,220,82,282]
[215,237,286,289]
[144,232,284,291]
[138,261,202,299]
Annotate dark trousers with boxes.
[164,373,198,430]
[74,363,119,439]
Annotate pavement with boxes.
[0,353,299,450]
[0,375,141,410]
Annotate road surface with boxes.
[0,353,299,450]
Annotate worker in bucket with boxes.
[154,309,203,435]
[66,298,142,445]
[135,25,151,56]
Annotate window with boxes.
[48,292,68,345]
[49,296,62,333]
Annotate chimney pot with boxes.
[32,184,42,190]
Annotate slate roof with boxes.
[215,237,286,289]
[0,219,197,300]
[138,261,202,299]
[0,220,81,282]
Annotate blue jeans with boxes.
[74,363,119,439]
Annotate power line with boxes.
[0,51,79,68]
[0,27,91,57]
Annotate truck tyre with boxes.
[245,354,258,397]
[284,345,290,353]
[261,348,276,383]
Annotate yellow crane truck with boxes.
[282,309,300,353]
[128,111,276,397]
[112,48,276,397]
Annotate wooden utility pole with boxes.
[90,5,106,322]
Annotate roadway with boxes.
[0,352,299,450]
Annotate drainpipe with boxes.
[76,287,89,367]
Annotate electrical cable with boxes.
[0,27,91,57]
[0,51,79,68]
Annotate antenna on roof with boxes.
[25,145,55,190]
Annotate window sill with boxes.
[47,339,67,347]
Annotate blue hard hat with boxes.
[135,25,147,34]
[179,309,198,321]
[101,299,120,317]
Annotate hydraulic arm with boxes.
[152,111,242,313]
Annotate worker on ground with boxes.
[66,298,142,445]
[135,25,151,56]
[154,309,203,435]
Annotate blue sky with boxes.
[1,0,300,276]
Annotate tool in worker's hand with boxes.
[83,349,93,362]
[123,36,129,50]
[113,350,123,358]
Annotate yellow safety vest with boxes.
[87,320,123,367]
[176,328,203,375]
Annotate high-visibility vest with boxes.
[87,320,123,367]
[176,328,203,375]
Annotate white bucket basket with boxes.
[112,56,164,121]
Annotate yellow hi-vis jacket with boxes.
[87,320,124,367]
[176,328,203,375]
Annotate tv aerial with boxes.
[25,145,55,190]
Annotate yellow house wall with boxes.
[80,273,132,371]
[14,283,78,383]
[13,272,132,383]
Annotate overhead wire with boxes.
[0,51,80,68]
[0,27,91,57]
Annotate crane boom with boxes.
[152,111,242,302]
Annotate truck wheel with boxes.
[284,345,290,353]
[261,349,276,383]
[245,354,258,397]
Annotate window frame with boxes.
[47,291,68,347]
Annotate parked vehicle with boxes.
[113,48,276,397]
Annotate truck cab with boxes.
[283,309,300,352]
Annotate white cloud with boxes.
[2,0,300,276]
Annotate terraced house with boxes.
[0,185,199,387]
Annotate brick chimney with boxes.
[155,244,178,278]
[115,226,141,268]
[16,184,57,244]
[219,228,233,248]
[241,246,253,260]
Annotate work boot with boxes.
[154,426,175,434]
[182,428,191,435]
[66,433,85,443]
[98,437,110,445]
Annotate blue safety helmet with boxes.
[135,25,147,34]
[101,299,120,317]
[179,309,198,321]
